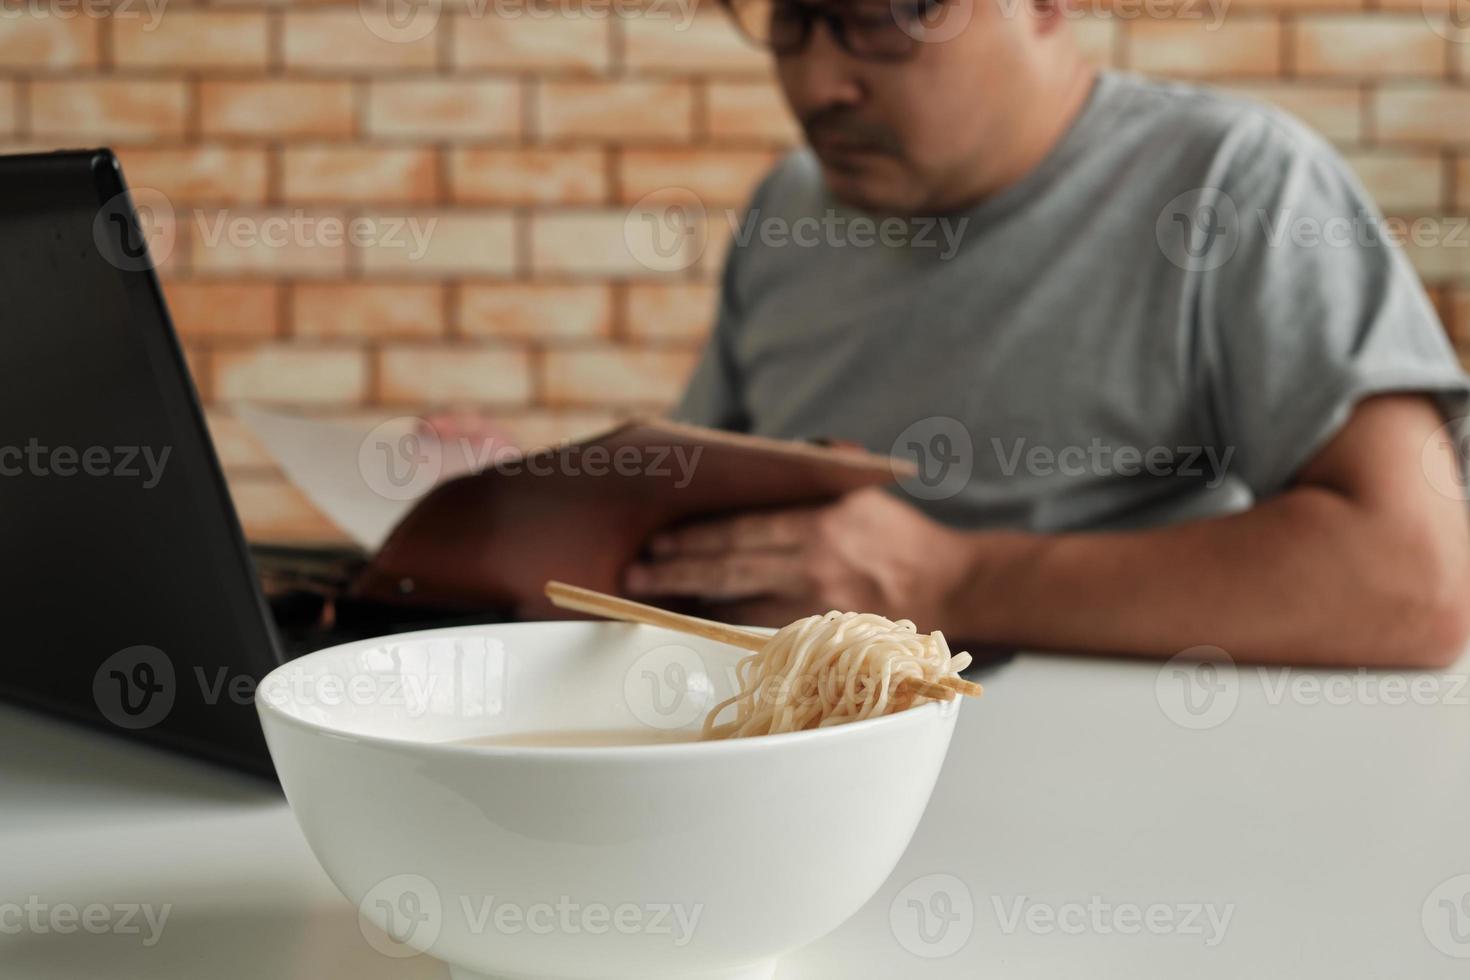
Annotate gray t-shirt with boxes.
[674,70,1470,532]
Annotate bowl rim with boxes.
[253,620,963,759]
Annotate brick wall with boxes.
[2,0,1467,541]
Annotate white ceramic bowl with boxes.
[255,621,961,980]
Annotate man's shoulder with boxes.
[1101,71,1346,190]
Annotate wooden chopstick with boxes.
[543,581,981,703]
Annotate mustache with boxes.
[799,107,904,155]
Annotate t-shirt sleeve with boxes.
[670,169,780,433]
[671,282,749,431]
[1198,114,1470,497]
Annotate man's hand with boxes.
[624,487,977,630]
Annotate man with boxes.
[621,0,1470,668]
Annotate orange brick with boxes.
[190,209,351,277]
[532,209,705,276]
[1452,288,1470,342]
[205,409,275,471]
[458,283,612,340]
[1391,217,1470,281]
[230,475,351,545]
[497,410,617,450]
[1231,0,1365,9]
[539,80,694,141]
[31,80,187,140]
[164,281,280,340]
[1222,83,1364,143]
[377,346,532,406]
[1343,150,1445,213]
[542,346,696,406]
[115,146,270,205]
[293,282,445,340]
[356,211,517,276]
[214,346,369,404]
[1295,15,1446,78]
[619,148,772,207]
[450,147,606,205]
[367,79,521,139]
[283,10,439,70]
[707,81,801,143]
[0,81,14,135]
[281,146,439,204]
[1127,19,1282,77]
[201,81,356,138]
[0,14,97,69]
[1374,86,1470,144]
[1458,157,1470,210]
[625,282,715,341]
[114,11,269,70]
[622,12,768,74]
[1071,16,1119,66]
[453,13,610,71]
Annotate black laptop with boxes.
[0,149,493,778]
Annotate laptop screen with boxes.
[0,150,282,777]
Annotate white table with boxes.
[4,649,1469,978]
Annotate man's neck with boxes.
[934,59,1099,214]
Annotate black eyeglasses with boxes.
[718,0,955,63]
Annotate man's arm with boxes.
[625,394,1470,669]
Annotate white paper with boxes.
[233,405,426,551]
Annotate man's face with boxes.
[771,0,1046,214]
